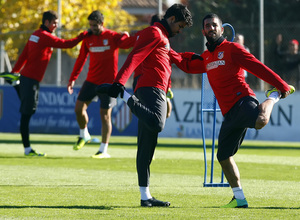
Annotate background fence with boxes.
[0,1,300,91]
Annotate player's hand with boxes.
[191,53,203,60]
[108,82,125,98]
[120,31,130,37]
[281,90,291,99]
[280,91,289,99]
[280,85,295,99]
[67,81,75,95]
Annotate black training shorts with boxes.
[217,96,260,162]
[77,80,116,109]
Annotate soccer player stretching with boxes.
[171,13,295,208]
[0,11,89,156]
[97,4,193,207]
[68,10,135,158]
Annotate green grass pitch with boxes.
[0,133,299,219]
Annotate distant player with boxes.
[67,10,135,158]
[0,10,90,156]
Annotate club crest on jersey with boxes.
[218,51,224,59]
[103,39,108,45]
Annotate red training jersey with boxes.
[114,22,172,93]
[69,28,136,85]
[132,48,194,90]
[170,39,290,115]
[12,26,88,82]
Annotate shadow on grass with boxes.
[1,140,300,150]
[0,205,179,210]
[157,144,300,150]
[208,206,300,210]
[1,139,200,148]
[0,140,136,147]
[0,205,114,210]
[252,207,300,210]
[0,156,93,159]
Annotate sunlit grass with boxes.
[0,133,299,219]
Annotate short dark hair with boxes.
[150,14,162,26]
[164,4,193,27]
[202,13,222,29]
[42,10,58,24]
[88,10,104,24]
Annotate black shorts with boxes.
[217,96,259,161]
[77,81,116,109]
[19,75,40,115]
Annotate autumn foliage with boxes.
[0,0,136,60]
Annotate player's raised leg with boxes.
[256,85,295,130]
[0,72,20,82]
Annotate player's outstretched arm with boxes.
[169,48,205,74]
[45,30,90,49]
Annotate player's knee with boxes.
[148,119,165,133]
[218,158,230,169]
[157,121,165,132]
[255,115,269,130]
[152,121,165,133]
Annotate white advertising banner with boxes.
[160,89,300,142]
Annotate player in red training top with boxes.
[0,10,90,157]
[96,4,193,207]
[171,13,295,208]
[133,14,173,119]
[67,10,135,158]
